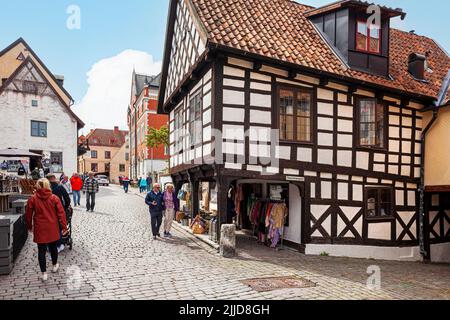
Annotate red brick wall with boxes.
[147,98,169,160]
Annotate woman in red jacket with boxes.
[26,178,68,281]
[70,173,83,207]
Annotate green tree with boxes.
[146,126,170,181]
[146,126,169,148]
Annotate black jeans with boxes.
[150,212,163,237]
[38,242,58,273]
[86,192,96,211]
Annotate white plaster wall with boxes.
[0,91,78,175]
[305,244,422,262]
[284,184,302,244]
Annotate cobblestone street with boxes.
[0,185,449,300]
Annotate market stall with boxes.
[0,149,41,275]
[175,181,220,244]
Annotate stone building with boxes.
[0,38,84,175]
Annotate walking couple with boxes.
[145,183,179,240]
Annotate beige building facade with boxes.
[78,127,129,184]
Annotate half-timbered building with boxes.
[158,0,450,262]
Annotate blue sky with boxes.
[0,0,449,130]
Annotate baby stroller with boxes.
[62,206,73,250]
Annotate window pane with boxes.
[280,90,294,140]
[375,104,385,147]
[297,92,311,142]
[367,189,378,217]
[297,116,310,142]
[356,21,368,51]
[297,92,311,117]
[368,23,380,53]
[39,122,47,137]
[359,100,386,147]
[280,90,294,115]
[280,114,294,140]
[360,123,376,145]
[379,189,391,216]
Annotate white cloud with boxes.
[73,50,162,134]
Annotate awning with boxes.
[0,149,42,158]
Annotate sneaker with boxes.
[153,236,157,240]
[163,232,169,238]
[157,233,161,238]
[52,263,60,273]
[41,273,48,282]
[57,244,65,253]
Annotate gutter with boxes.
[419,69,450,261]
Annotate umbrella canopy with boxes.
[0,148,42,158]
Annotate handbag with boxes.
[191,215,206,234]
[176,211,185,222]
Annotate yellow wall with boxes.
[110,143,130,184]
[78,145,120,175]
[424,106,450,187]
[0,41,71,106]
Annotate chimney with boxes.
[408,53,426,80]
[54,75,65,87]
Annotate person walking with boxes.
[83,172,99,212]
[122,176,130,193]
[146,175,153,192]
[47,174,71,253]
[139,177,147,193]
[145,183,165,240]
[162,184,179,238]
[61,175,72,195]
[25,179,68,282]
[70,173,83,207]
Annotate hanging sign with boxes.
[286,176,305,182]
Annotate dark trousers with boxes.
[123,184,129,193]
[86,192,96,211]
[150,212,163,236]
[38,242,58,273]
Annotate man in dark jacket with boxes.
[47,174,71,252]
[145,183,164,240]
[146,175,153,192]
[47,174,71,211]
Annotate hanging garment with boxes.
[234,185,244,216]
[272,204,288,229]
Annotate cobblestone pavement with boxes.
[0,185,449,300]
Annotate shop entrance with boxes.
[230,179,303,250]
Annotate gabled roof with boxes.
[134,72,161,96]
[0,57,85,128]
[85,128,128,148]
[160,0,450,110]
[194,0,449,99]
[0,38,74,103]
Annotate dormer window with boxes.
[356,20,381,54]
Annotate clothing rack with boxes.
[248,197,287,250]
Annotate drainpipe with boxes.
[419,107,438,260]
[419,69,450,261]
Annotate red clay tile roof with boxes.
[85,129,128,148]
[191,0,450,101]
